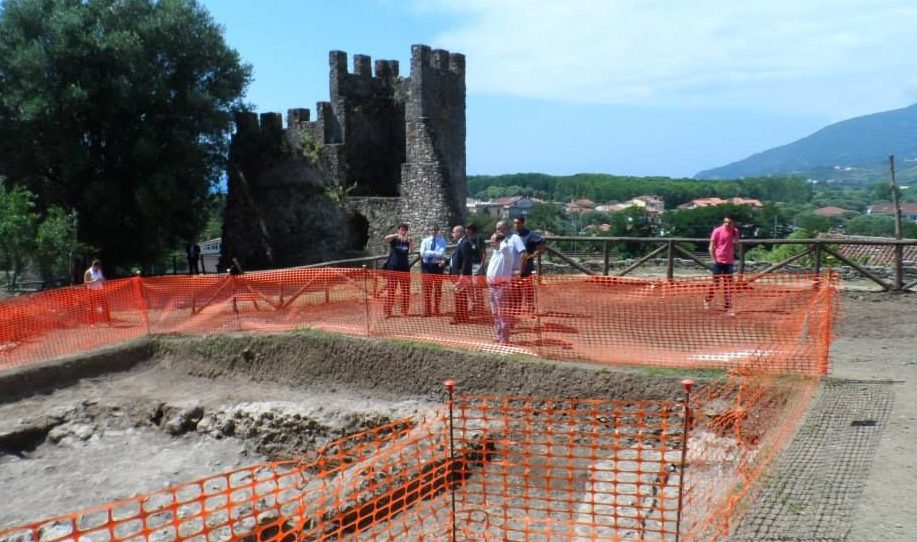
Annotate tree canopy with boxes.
[0,0,251,270]
[0,178,77,286]
[467,173,814,207]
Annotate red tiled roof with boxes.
[869,202,917,215]
[814,206,853,217]
[821,234,917,265]
[677,197,762,209]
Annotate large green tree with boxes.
[660,205,761,239]
[0,179,77,286]
[0,0,251,271]
[0,180,37,286]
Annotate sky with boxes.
[199,0,917,179]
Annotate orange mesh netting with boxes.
[0,416,454,542]
[0,378,815,542]
[679,373,820,541]
[0,270,836,374]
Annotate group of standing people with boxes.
[485,217,544,343]
[380,216,545,344]
[76,215,737,335]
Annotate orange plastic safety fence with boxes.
[448,394,688,541]
[679,373,819,541]
[0,278,147,363]
[0,460,309,542]
[0,270,837,375]
[0,380,817,542]
[0,414,454,542]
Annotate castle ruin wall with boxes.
[221,44,467,270]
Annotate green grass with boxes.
[637,365,727,380]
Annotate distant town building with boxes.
[200,238,221,273]
[813,206,855,217]
[582,223,612,234]
[594,203,628,213]
[629,195,665,214]
[564,198,596,214]
[867,202,917,222]
[467,195,544,218]
[677,197,763,210]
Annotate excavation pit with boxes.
[0,331,693,532]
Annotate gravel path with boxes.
[729,290,916,542]
[730,379,894,541]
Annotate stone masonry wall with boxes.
[221,44,466,270]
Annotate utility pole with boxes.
[889,154,904,291]
[889,154,904,240]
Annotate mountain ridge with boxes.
[695,103,917,183]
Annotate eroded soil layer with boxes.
[0,331,690,529]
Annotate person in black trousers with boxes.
[382,223,412,317]
[448,225,474,324]
[186,242,201,274]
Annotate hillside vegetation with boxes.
[468,173,811,207]
[696,103,917,184]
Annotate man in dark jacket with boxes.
[449,225,474,323]
[465,223,486,314]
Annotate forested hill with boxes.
[695,103,917,183]
[467,173,812,207]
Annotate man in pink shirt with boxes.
[704,215,739,316]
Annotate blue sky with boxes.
[200,0,917,179]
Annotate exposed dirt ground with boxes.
[0,364,435,528]
[0,330,685,531]
[828,289,917,542]
[0,287,913,540]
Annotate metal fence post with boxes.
[814,244,822,276]
[363,265,371,335]
[737,242,745,275]
[676,378,694,542]
[666,240,675,281]
[603,239,610,276]
[445,379,458,542]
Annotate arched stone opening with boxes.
[346,212,370,254]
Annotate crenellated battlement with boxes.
[411,44,465,77]
[259,112,283,134]
[329,50,401,94]
[224,44,466,270]
[375,59,399,80]
[243,45,463,136]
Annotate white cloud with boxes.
[421,0,917,119]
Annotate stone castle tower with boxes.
[221,44,466,270]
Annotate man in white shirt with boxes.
[495,220,527,315]
[419,224,447,316]
[486,232,515,343]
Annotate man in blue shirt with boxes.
[419,224,447,316]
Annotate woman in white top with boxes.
[84,259,105,289]
[83,259,110,323]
